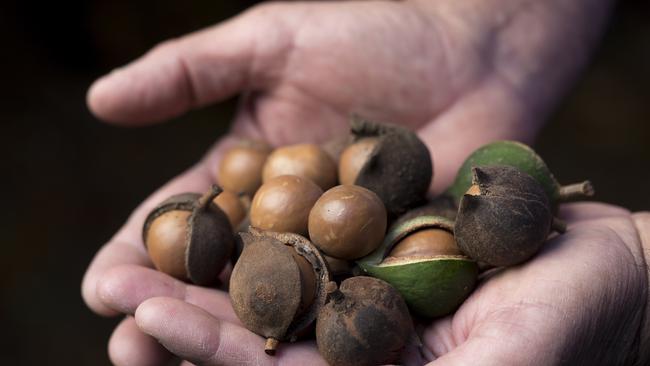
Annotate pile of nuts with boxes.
[141,116,594,366]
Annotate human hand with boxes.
[93,204,650,366]
[422,203,650,365]
[80,0,628,364]
[86,0,613,193]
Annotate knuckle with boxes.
[633,212,650,245]
[246,1,286,17]
[148,38,181,58]
[633,212,650,223]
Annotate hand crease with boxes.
[406,1,467,125]
[632,216,650,366]
[175,52,200,110]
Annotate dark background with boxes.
[1,1,648,365]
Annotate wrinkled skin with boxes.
[82,0,650,365]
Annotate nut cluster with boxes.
[138,118,594,365]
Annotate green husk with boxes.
[358,215,477,318]
[446,141,594,205]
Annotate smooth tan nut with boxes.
[358,215,477,318]
[146,210,191,280]
[308,185,387,260]
[213,190,246,230]
[289,248,317,317]
[323,254,353,278]
[338,137,379,186]
[262,144,337,190]
[389,228,461,258]
[251,175,323,236]
[218,143,271,196]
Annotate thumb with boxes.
[424,325,554,366]
[423,305,564,366]
[87,3,295,125]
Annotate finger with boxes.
[228,91,350,148]
[559,202,630,223]
[81,122,247,315]
[427,213,646,366]
[109,317,172,366]
[418,80,542,193]
[135,297,326,366]
[426,335,533,366]
[82,240,151,316]
[633,212,650,366]
[82,160,214,316]
[424,300,570,366]
[634,212,650,245]
[401,341,430,366]
[416,202,630,364]
[87,3,295,124]
[421,316,457,360]
[97,264,239,324]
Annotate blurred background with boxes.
[1,0,648,364]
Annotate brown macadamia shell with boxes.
[338,137,379,186]
[213,190,246,230]
[218,143,271,197]
[262,144,337,190]
[251,175,323,236]
[308,185,387,260]
[289,249,318,317]
[388,228,460,259]
[146,210,191,280]
[323,254,354,279]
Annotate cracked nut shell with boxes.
[142,185,234,285]
[345,116,432,217]
[316,276,414,366]
[454,165,555,267]
[229,228,331,355]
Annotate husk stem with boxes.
[350,114,390,137]
[557,181,595,202]
[195,185,223,211]
[552,217,568,234]
[325,281,344,304]
[265,338,279,355]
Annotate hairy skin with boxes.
[426,204,648,365]
[86,0,611,192]
[81,0,650,365]
[635,213,650,366]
